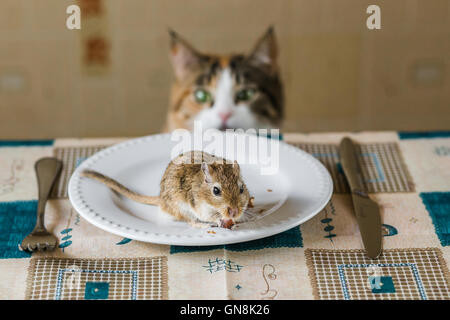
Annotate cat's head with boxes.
[166,27,283,132]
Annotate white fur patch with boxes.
[197,202,220,222]
[176,200,218,223]
[176,201,198,221]
[214,68,235,116]
[194,68,271,130]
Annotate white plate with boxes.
[68,132,333,246]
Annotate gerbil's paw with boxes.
[229,223,239,230]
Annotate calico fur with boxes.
[164,27,284,132]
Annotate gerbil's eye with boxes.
[213,186,221,196]
[240,185,244,194]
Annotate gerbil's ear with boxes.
[247,26,278,73]
[201,162,213,183]
[169,29,205,81]
[233,160,240,169]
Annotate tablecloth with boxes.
[0,131,449,300]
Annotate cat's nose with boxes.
[227,207,239,218]
[219,112,232,123]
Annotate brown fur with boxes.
[81,151,250,228]
[164,27,284,132]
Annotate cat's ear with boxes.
[248,26,278,73]
[169,29,205,81]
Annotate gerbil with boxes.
[81,151,251,229]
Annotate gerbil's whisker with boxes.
[238,210,258,223]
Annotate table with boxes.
[0,131,449,300]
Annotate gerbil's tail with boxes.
[81,170,160,206]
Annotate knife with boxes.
[339,137,382,259]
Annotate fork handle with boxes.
[34,158,62,232]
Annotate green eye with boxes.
[236,88,255,102]
[194,89,211,103]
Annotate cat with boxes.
[164,27,284,132]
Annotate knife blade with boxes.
[339,137,382,259]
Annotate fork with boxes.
[20,157,62,252]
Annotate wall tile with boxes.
[0,0,448,137]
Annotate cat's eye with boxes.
[213,186,221,196]
[236,88,255,102]
[239,185,244,194]
[194,88,211,104]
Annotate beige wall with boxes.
[0,0,449,139]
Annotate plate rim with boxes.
[68,133,333,246]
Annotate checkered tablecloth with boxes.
[0,131,449,300]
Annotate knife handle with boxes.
[339,137,366,194]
